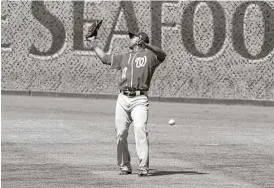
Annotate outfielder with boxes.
[87,24,166,176]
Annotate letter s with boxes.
[30,1,66,58]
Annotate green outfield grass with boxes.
[1,95,274,188]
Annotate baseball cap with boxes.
[128,31,150,43]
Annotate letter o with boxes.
[232,1,274,60]
[181,1,226,58]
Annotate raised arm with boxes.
[87,39,121,70]
[87,40,110,65]
[143,43,167,62]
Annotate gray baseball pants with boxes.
[115,93,149,170]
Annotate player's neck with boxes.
[133,45,145,52]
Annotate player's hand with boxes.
[86,38,99,49]
[137,37,145,46]
[86,36,96,42]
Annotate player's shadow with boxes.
[149,169,209,176]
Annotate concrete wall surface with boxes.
[1,1,274,100]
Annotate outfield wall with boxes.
[1,1,274,100]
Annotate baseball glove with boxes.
[85,20,103,40]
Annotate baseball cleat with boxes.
[119,165,132,175]
[119,170,132,175]
[138,168,149,177]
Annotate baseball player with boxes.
[88,31,166,176]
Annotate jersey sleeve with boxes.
[110,54,123,70]
[148,50,162,66]
[155,55,162,65]
[104,54,122,70]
